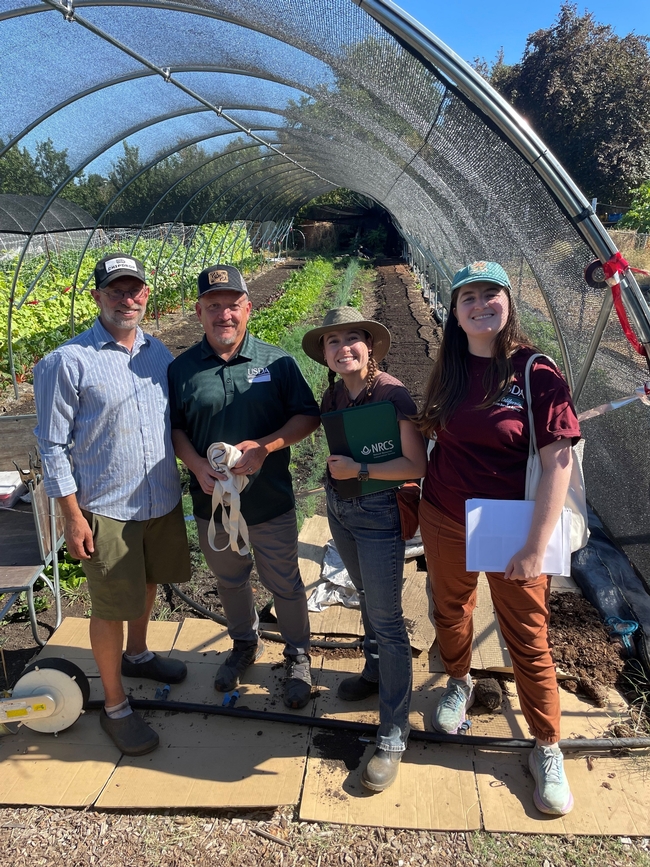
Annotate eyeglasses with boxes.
[98,286,148,302]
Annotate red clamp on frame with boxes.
[585,254,647,357]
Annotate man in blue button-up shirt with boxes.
[34,254,191,756]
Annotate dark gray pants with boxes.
[195,509,310,656]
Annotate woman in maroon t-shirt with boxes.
[415,261,580,817]
[302,307,426,794]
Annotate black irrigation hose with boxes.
[86,698,650,752]
[169,583,363,650]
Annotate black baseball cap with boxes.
[94,254,146,290]
[197,264,249,297]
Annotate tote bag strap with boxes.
[524,352,555,462]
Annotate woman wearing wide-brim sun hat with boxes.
[302,307,427,793]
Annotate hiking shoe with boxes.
[432,676,475,734]
[361,747,403,792]
[214,640,265,692]
[528,743,574,815]
[283,653,312,709]
[121,652,187,684]
[337,674,380,702]
[100,708,159,756]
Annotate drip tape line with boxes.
[169,584,362,650]
[85,698,650,751]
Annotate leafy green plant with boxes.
[47,549,87,595]
[0,585,49,620]
[619,181,650,233]
[362,225,388,254]
[248,257,335,344]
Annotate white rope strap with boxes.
[206,442,250,556]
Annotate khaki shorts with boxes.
[81,500,191,621]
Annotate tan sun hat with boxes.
[302,307,391,366]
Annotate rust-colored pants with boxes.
[419,497,561,742]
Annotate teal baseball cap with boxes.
[451,261,511,293]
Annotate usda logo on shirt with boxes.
[361,439,396,458]
[247,367,271,383]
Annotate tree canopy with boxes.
[490,3,650,206]
[0,136,274,227]
[620,181,650,232]
[0,138,108,216]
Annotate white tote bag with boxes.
[524,353,589,553]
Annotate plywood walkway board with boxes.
[299,741,481,831]
[98,618,312,808]
[168,617,324,711]
[471,576,512,672]
[475,751,650,835]
[299,514,363,636]
[37,617,181,658]
[401,563,436,653]
[298,515,332,594]
[308,605,363,637]
[412,643,445,674]
[0,712,119,807]
[5,615,646,833]
[301,658,480,830]
[411,575,510,676]
[96,715,309,809]
[302,658,647,834]
[38,618,184,701]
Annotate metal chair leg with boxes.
[49,497,62,629]
[26,584,45,648]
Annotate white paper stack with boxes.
[465,499,571,577]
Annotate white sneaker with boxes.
[432,676,475,734]
[528,743,574,815]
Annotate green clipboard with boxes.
[321,400,406,499]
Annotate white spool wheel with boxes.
[12,658,89,733]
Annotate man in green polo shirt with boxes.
[168,263,320,709]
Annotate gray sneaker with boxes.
[528,743,574,815]
[432,676,475,734]
[283,653,312,709]
[214,640,265,692]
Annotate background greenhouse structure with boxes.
[2,0,650,586]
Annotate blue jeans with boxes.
[326,486,412,752]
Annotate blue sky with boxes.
[392,0,650,66]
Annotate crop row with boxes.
[0,223,259,386]
[248,257,335,345]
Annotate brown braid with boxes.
[327,368,337,396]
[365,355,378,397]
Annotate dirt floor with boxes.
[372,259,439,406]
[2,258,650,866]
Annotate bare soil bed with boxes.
[1,258,649,866]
